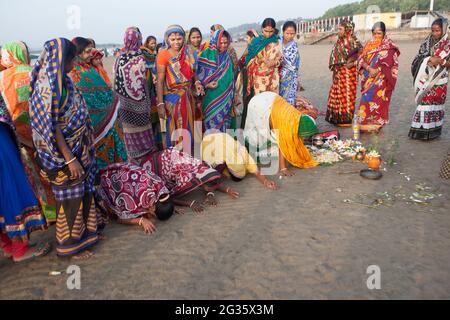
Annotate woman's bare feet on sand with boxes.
[280,168,295,177]
[71,250,94,261]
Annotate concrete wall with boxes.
[299,28,430,45]
[353,12,402,31]
[411,14,433,28]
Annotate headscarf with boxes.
[245,33,280,65]
[211,24,224,32]
[198,30,235,129]
[114,28,148,101]
[0,41,30,67]
[360,22,389,58]
[30,38,95,175]
[164,25,186,49]
[0,41,33,144]
[411,18,450,82]
[329,19,361,70]
[161,25,195,85]
[91,48,104,61]
[123,26,143,52]
[198,30,233,82]
[90,48,110,85]
[372,21,386,34]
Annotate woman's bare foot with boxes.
[280,168,295,177]
[13,242,52,263]
[71,250,94,261]
[97,233,107,241]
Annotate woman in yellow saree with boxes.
[244,92,318,177]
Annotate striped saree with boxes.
[198,30,235,132]
[30,38,99,257]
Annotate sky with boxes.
[0,0,355,50]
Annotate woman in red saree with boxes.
[356,22,400,133]
[326,20,361,126]
[156,25,204,154]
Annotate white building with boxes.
[353,12,402,31]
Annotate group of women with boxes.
[325,18,449,180]
[1,17,449,262]
[326,20,401,133]
[326,17,450,142]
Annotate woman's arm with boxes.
[279,150,295,177]
[117,217,156,234]
[156,64,168,119]
[55,124,84,179]
[254,170,277,190]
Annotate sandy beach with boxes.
[1,41,449,300]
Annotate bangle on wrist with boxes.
[138,217,144,226]
[65,157,77,165]
[157,102,165,107]
[190,200,196,208]
[207,192,215,197]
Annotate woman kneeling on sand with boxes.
[244,92,319,177]
[201,132,277,190]
[96,163,175,234]
[97,149,241,233]
[138,147,240,212]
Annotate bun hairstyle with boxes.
[65,41,77,63]
[155,194,174,221]
[262,18,279,34]
[247,30,256,38]
[71,37,92,55]
[282,21,297,33]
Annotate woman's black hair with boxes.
[372,21,386,34]
[262,18,276,29]
[283,21,297,33]
[65,41,77,63]
[432,18,445,29]
[246,30,256,38]
[88,38,96,48]
[145,35,157,46]
[222,30,231,40]
[155,196,174,221]
[72,37,92,55]
[189,27,203,41]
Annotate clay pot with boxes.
[367,155,381,170]
[356,151,366,161]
